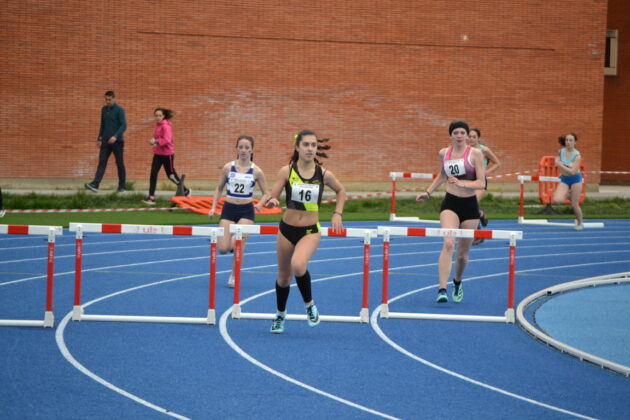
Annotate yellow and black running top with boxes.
[284,163,325,211]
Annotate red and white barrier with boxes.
[0,224,63,328]
[517,176,605,228]
[6,207,185,214]
[68,223,223,325]
[229,224,377,324]
[389,172,440,223]
[377,225,522,323]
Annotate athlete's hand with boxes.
[331,213,343,233]
[208,209,217,218]
[264,198,279,209]
[416,192,429,203]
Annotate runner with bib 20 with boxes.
[416,120,486,304]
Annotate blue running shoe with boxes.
[452,281,463,303]
[305,303,320,327]
[270,312,286,333]
[436,289,448,303]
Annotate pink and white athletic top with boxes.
[442,146,476,180]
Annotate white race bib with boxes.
[291,183,319,204]
[228,172,254,196]
[444,158,466,177]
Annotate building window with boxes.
[605,29,618,76]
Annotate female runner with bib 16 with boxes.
[208,135,271,288]
[416,120,486,304]
[260,130,346,334]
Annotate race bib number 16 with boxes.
[291,183,319,204]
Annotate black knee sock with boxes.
[295,270,312,303]
[275,281,290,312]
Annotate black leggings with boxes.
[149,154,180,196]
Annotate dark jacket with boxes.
[98,103,127,142]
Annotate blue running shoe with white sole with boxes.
[270,312,286,333]
[436,289,448,303]
[305,303,320,327]
[452,281,463,303]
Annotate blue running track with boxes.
[1,219,629,419]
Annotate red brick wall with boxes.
[1,1,608,183]
[602,0,630,182]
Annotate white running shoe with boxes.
[574,224,585,231]
[227,275,235,288]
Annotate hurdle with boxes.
[517,175,605,228]
[229,224,377,323]
[377,225,523,323]
[0,224,63,328]
[389,172,440,223]
[69,223,223,325]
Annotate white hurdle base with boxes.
[232,306,369,323]
[0,311,55,328]
[73,306,215,325]
[518,217,604,228]
[389,214,439,224]
[380,305,515,323]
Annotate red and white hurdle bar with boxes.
[377,226,523,323]
[0,224,63,328]
[229,224,377,323]
[68,223,223,325]
[517,175,605,228]
[6,207,186,214]
[389,172,440,223]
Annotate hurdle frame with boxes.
[229,224,377,323]
[389,172,440,223]
[378,225,523,323]
[69,223,223,325]
[0,224,63,328]
[517,175,605,228]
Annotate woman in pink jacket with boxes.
[143,108,189,204]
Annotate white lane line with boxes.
[54,273,207,420]
[218,278,401,420]
[27,241,630,419]
[371,259,630,420]
[54,260,395,419]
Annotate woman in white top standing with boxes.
[417,120,486,303]
[208,136,270,287]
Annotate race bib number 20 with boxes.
[444,158,466,177]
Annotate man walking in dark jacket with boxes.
[85,90,127,193]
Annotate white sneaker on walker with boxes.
[574,224,585,231]
[227,275,235,288]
